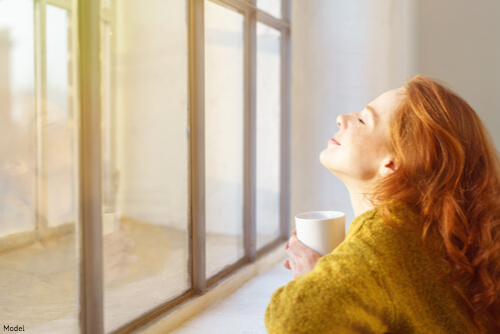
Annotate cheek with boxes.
[349,130,385,155]
[346,134,387,171]
[341,133,364,157]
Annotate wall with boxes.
[416,0,500,148]
[290,0,416,228]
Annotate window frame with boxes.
[189,0,292,294]
[81,0,291,332]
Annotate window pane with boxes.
[0,2,80,332]
[46,5,69,118]
[0,0,35,236]
[205,1,245,278]
[102,1,190,331]
[256,23,281,249]
[257,0,282,19]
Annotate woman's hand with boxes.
[284,232,321,279]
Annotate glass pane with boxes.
[0,0,35,235]
[0,2,80,332]
[46,5,73,227]
[256,23,281,249]
[102,1,190,331]
[257,0,282,19]
[205,1,245,278]
[46,5,69,118]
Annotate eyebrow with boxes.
[365,105,377,123]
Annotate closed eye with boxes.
[358,118,365,124]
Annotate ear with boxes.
[379,157,397,177]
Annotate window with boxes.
[204,1,246,279]
[100,1,191,331]
[0,0,290,332]
[0,0,80,332]
[256,22,283,250]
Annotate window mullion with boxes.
[34,0,49,233]
[256,8,289,30]
[281,0,290,22]
[78,0,104,331]
[280,0,291,240]
[244,8,257,262]
[189,0,207,294]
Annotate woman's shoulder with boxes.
[330,201,441,281]
[345,201,421,247]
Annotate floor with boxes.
[171,262,291,334]
[0,220,286,333]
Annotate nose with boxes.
[336,114,346,129]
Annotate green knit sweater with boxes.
[265,202,492,333]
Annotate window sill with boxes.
[140,243,290,333]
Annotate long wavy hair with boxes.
[371,75,500,331]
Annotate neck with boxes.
[347,185,375,217]
[332,172,379,217]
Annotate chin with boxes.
[319,149,329,167]
[319,147,339,168]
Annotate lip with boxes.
[328,138,341,146]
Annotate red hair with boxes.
[372,75,500,331]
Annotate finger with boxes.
[288,256,296,273]
[287,236,320,259]
[286,242,304,261]
[288,235,299,244]
[287,236,301,255]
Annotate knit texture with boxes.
[265,202,490,333]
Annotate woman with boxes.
[265,75,500,333]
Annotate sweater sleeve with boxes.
[265,227,395,334]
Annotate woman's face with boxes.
[319,88,403,185]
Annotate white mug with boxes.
[295,211,346,256]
